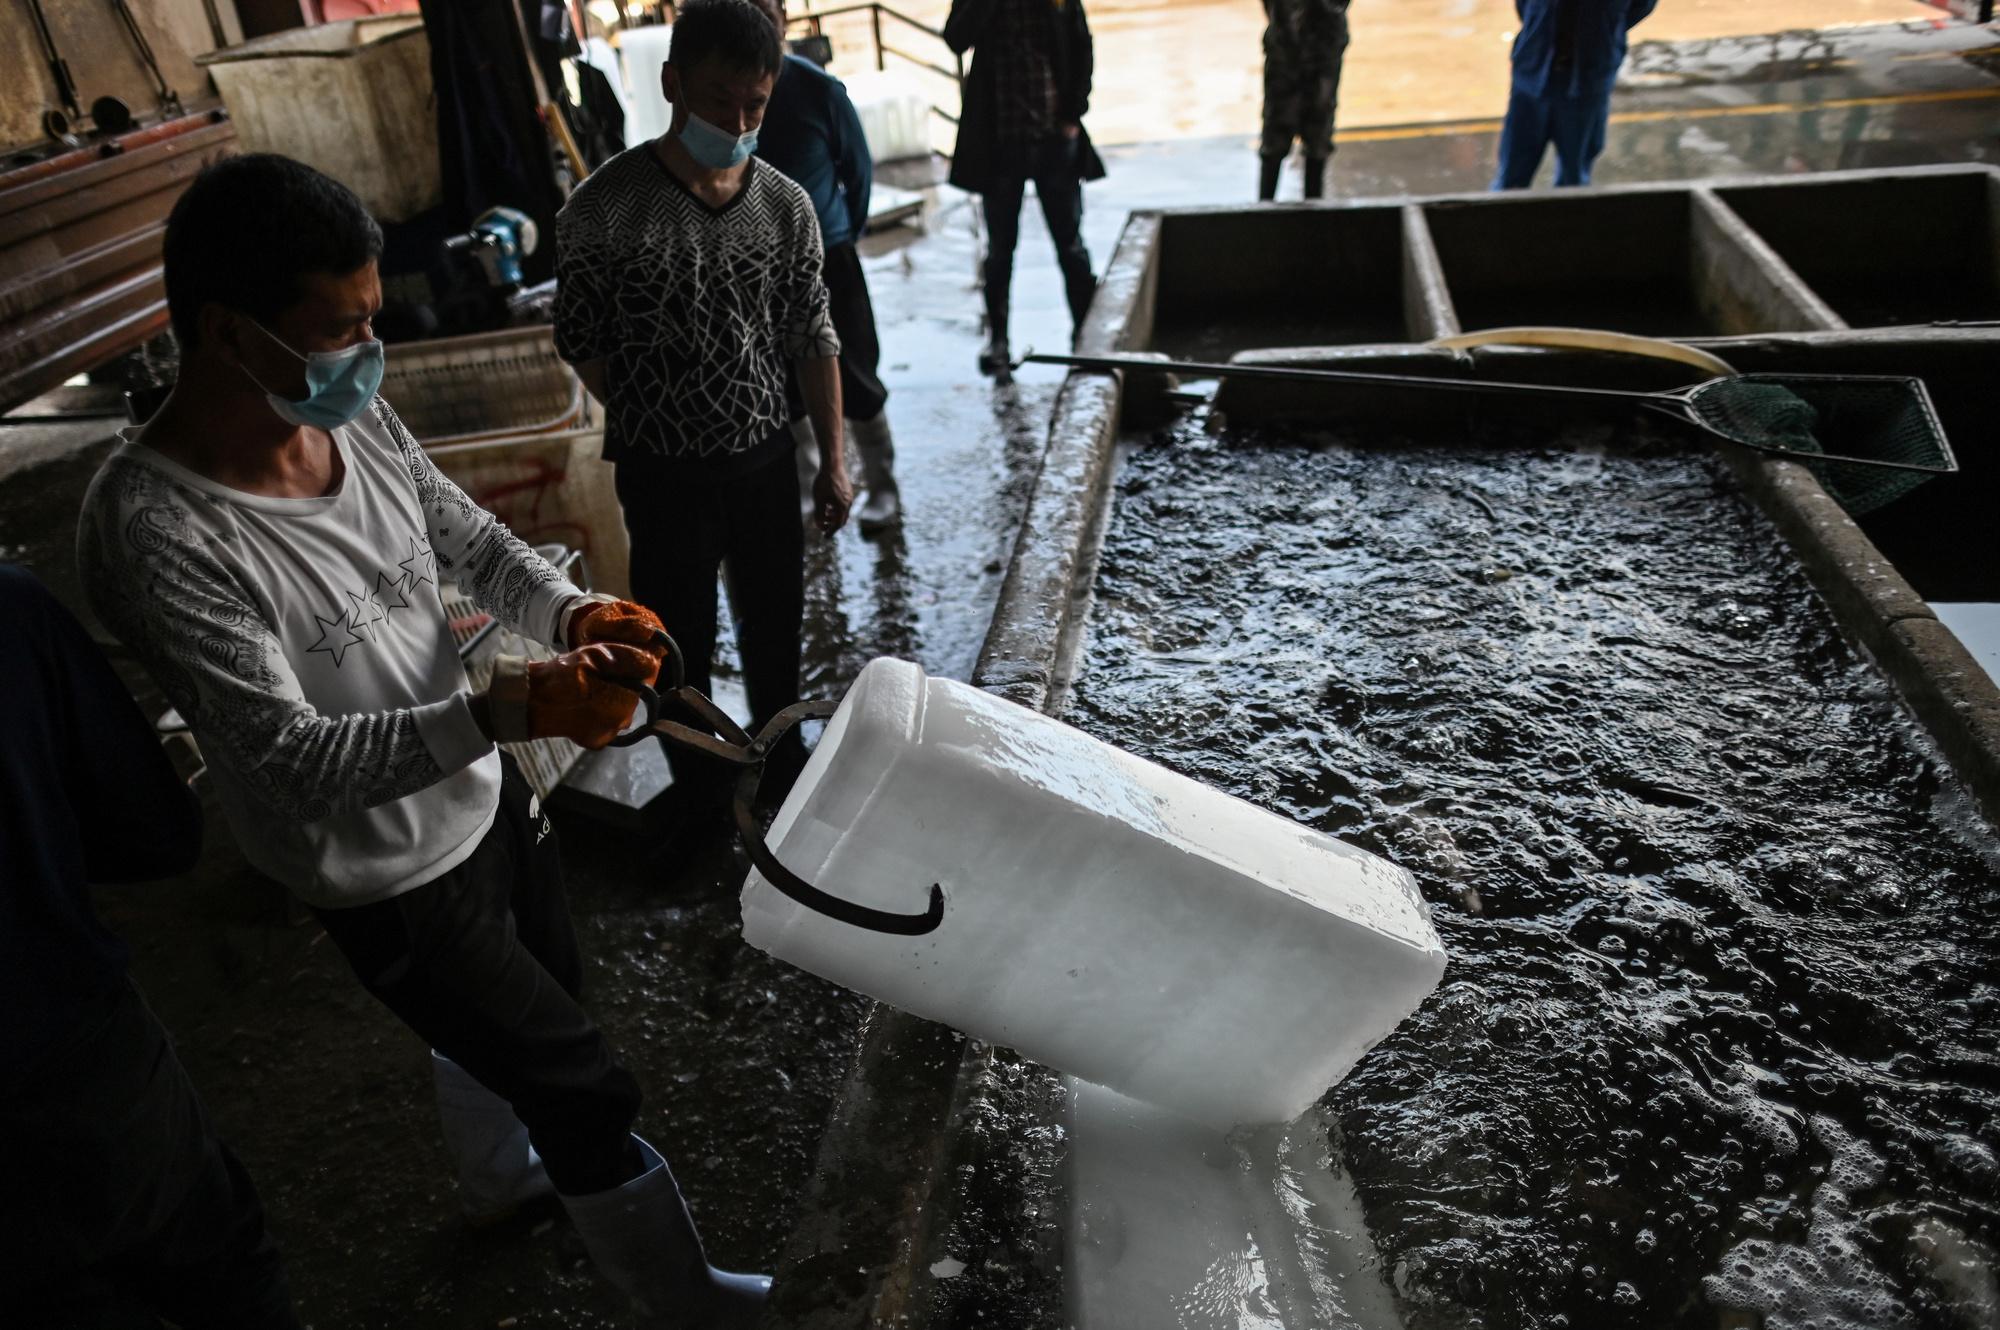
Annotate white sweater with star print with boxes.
[78,397,584,908]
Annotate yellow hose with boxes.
[1430,326,1738,378]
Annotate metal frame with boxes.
[789,1,966,126]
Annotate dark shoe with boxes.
[1065,269,1099,339]
[978,335,1013,384]
[1258,154,1283,202]
[1304,156,1328,201]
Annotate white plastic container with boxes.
[197,18,440,223]
[741,658,1448,1130]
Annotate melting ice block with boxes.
[740,658,1448,1129]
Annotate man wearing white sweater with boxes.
[77,154,771,1326]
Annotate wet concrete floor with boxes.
[2,16,1997,1328]
[804,0,1961,148]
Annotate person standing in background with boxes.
[556,0,846,843]
[752,0,904,534]
[1,563,302,1329]
[1493,0,1656,189]
[1258,0,1351,202]
[945,0,1105,380]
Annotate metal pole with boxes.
[873,4,885,70]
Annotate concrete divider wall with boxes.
[1688,188,1845,334]
[1400,203,1459,341]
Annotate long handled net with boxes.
[1679,374,1956,515]
[1024,355,1959,518]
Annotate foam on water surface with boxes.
[1060,418,2000,1328]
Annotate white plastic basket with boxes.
[381,327,589,448]
[441,544,588,803]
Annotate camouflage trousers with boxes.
[1261,9,1350,159]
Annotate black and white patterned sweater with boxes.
[554,147,841,467]
[77,399,583,907]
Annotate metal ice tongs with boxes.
[603,631,945,937]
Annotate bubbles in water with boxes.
[1071,423,2000,1329]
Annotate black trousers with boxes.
[980,135,1097,339]
[1261,6,1350,160]
[313,754,642,1197]
[616,445,807,811]
[3,982,299,1329]
[786,240,889,425]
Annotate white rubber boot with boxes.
[849,412,902,534]
[791,415,819,527]
[561,1135,770,1328]
[430,1052,555,1226]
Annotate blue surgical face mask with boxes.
[246,319,385,430]
[678,110,758,170]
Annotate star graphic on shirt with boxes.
[375,569,413,613]
[306,611,367,668]
[346,585,388,639]
[399,535,437,590]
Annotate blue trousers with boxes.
[1492,86,1613,188]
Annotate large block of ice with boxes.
[741,659,1447,1129]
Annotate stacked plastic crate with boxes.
[380,326,621,801]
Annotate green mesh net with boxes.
[1684,374,1955,516]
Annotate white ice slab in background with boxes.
[741,658,1448,1130]
[618,26,674,148]
[843,68,939,162]
[1066,1080,1406,1330]
[1934,603,2000,690]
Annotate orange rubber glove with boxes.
[486,643,658,749]
[568,598,668,655]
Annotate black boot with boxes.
[1258,154,1283,202]
[978,284,1012,383]
[1065,267,1099,346]
[1303,156,1328,201]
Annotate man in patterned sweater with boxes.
[555,0,846,831]
[78,154,771,1325]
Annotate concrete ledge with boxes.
[1718,450,1937,654]
[760,1011,968,1329]
[1883,618,2000,826]
[974,371,1123,714]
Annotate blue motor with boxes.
[445,206,540,290]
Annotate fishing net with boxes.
[1683,374,1955,516]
